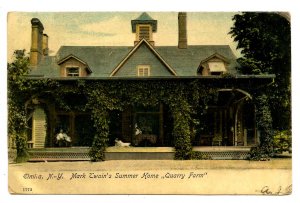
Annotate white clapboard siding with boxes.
[32,107,46,148]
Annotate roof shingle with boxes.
[29,44,239,78]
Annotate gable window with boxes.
[137,65,150,76]
[66,67,80,77]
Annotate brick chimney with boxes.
[30,18,44,67]
[42,34,49,56]
[178,12,187,49]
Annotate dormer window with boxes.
[66,67,80,77]
[57,55,92,78]
[208,61,227,75]
[137,65,150,76]
[197,53,229,76]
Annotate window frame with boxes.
[137,65,151,77]
[207,61,227,76]
[66,66,80,77]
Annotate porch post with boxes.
[159,103,164,146]
[234,105,238,146]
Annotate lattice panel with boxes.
[28,151,90,161]
[201,151,250,160]
[27,149,250,161]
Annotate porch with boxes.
[27,146,251,162]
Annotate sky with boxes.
[7,12,241,61]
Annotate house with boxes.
[25,12,274,160]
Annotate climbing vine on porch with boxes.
[249,93,274,160]
[9,51,275,162]
[83,80,215,161]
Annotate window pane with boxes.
[138,68,144,76]
[144,68,149,76]
[67,67,79,77]
[137,65,150,77]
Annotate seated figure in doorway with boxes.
[134,123,157,146]
[56,129,72,147]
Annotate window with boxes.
[137,65,150,76]
[211,72,223,76]
[66,67,80,77]
[208,61,226,75]
[138,25,150,40]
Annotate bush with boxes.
[273,130,292,154]
[248,147,270,161]
[191,151,212,160]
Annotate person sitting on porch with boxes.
[56,129,72,147]
[135,123,142,136]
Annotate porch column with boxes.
[224,110,228,145]
[70,112,75,143]
[159,103,164,146]
[220,110,223,138]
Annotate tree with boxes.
[230,12,291,130]
[7,50,31,162]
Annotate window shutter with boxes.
[139,26,150,40]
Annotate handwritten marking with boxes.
[258,185,292,195]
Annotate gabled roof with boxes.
[57,54,87,65]
[197,53,230,73]
[29,44,239,78]
[57,54,92,73]
[110,39,177,76]
[200,52,230,65]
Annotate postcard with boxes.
[7,11,291,195]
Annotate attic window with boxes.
[138,25,151,41]
[208,61,226,75]
[66,67,80,77]
[137,65,150,76]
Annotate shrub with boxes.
[273,130,292,154]
[191,151,212,160]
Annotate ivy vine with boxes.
[81,80,214,161]
[8,51,274,162]
[249,93,274,160]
